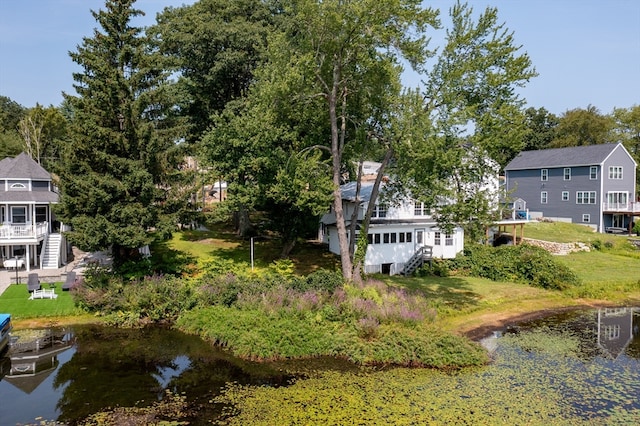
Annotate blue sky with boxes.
[1,0,638,116]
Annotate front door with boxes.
[415,228,426,251]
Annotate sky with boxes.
[0,0,639,116]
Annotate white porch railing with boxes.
[602,202,640,213]
[0,222,48,240]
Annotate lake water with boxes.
[1,307,638,425]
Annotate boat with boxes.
[0,314,12,354]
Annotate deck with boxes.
[0,222,49,243]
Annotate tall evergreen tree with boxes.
[0,96,26,158]
[57,0,175,266]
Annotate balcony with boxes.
[602,201,640,213]
[0,222,49,242]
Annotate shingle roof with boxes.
[0,152,51,180]
[340,180,376,203]
[0,191,58,203]
[504,143,621,171]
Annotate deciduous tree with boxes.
[551,105,614,147]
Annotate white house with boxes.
[320,178,464,276]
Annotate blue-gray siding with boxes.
[505,144,637,231]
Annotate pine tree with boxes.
[57,0,176,266]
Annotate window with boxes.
[607,192,628,209]
[604,324,620,340]
[590,166,598,180]
[413,200,428,216]
[367,234,373,244]
[582,214,590,223]
[383,233,390,244]
[399,233,405,243]
[562,191,569,201]
[11,206,26,223]
[541,169,548,181]
[445,233,453,246]
[608,166,623,180]
[564,168,571,180]
[10,182,26,189]
[576,191,596,204]
[390,233,397,243]
[374,234,381,244]
[35,206,47,223]
[541,191,548,204]
[434,231,441,246]
[405,232,412,243]
[372,204,387,218]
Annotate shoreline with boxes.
[10,298,639,341]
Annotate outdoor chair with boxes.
[62,271,76,291]
[27,273,41,293]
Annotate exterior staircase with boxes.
[41,233,62,269]
[402,245,433,276]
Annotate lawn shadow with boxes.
[149,239,198,275]
[392,275,482,313]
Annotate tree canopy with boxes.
[56,0,182,266]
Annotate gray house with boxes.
[504,143,639,233]
[0,153,66,271]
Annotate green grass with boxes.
[0,283,83,320]
[524,221,625,244]
[156,221,340,275]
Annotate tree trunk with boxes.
[280,238,296,258]
[234,206,255,238]
[328,61,354,281]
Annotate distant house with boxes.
[504,143,639,233]
[320,176,464,276]
[0,153,66,271]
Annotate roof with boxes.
[0,152,51,180]
[0,191,58,203]
[504,143,623,171]
[340,180,377,203]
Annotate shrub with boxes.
[417,259,451,277]
[304,269,344,292]
[74,274,198,326]
[450,243,580,290]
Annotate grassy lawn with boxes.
[156,221,340,275]
[4,221,638,331]
[0,283,84,321]
[523,221,631,244]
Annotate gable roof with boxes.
[340,180,377,203]
[504,143,626,171]
[0,152,51,180]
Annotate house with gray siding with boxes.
[504,143,639,233]
[0,152,66,271]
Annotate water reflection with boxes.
[496,306,640,361]
[0,325,298,425]
[1,308,638,424]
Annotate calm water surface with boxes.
[0,307,638,425]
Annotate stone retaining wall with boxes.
[522,238,591,255]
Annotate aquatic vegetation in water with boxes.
[212,314,640,425]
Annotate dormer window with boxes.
[372,204,387,218]
[413,200,428,216]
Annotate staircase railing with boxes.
[39,234,49,270]
[403,245,433,276]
